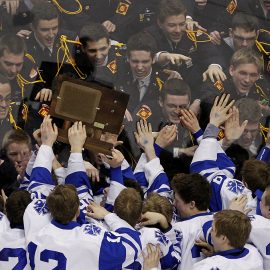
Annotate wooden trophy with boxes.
[50,75,129,155]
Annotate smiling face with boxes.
[158,14,186,43]
[159,94,190,124]
[229,63,260,95]
[33,18,59,48]
[82,38,111,66]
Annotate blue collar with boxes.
[183,212,213,221]
[215,247,249,259]
[51,219,80,230]
[255,189,263,216]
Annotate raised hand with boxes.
[155,125,177,148]
[209,94,235,127]
[180,109,201,133]
[40,115,58,147]
[224,106,248,142]
[68,121,87,153]
[99,149,124,168]
[134,120,154,151]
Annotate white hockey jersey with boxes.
[191,138,253,212]
[173,212,214,270]
[192,244,264,270]
[0,227,29,270]
[248,214,270,270]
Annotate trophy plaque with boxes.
[50,75,129,155]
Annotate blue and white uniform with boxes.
[0,226,29,270]
[191,138,253,212]
[248,214,270,270]
[173,212,213,270]
[192,244,264,270]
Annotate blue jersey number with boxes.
[28,242,67,269]
[0,248,27,270]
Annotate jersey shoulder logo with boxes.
[226,180,245,194]
[155,230,169,245]
[84,223,102,236]
[33,200,49,215]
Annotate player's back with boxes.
[173,212,213,270]
[0,227,29,270]
[27,220,140,269]
[249,215,270,270]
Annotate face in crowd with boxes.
[33,17,59,48]
[82,38,111,66]
[0,49,24,80]
[158,13,186,43]
[128,50,154,79]
[229,63,260,95]
[237,121,260,149]
[230,27,257,51]
[159,94,190,124]
[0,82,11,120]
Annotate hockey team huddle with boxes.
[0,94,270,270]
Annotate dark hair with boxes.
[127,32,158,58]
[171,173,211,211]
[31,2,59,28]
[241,160,270,193]
[232,13,259,32]
[225,144,249,180]
[47,184,79,224]
[79,23,109,47]
[124,179,144,200]
[160,78,191,101]
[158,0,187,23]
[114,188,143,227]
[6,190,31,227]
[0,34,26,57]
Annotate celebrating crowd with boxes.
[0,0,270,269]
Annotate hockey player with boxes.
[192,210,264,270]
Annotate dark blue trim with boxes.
[51,219,80,230]
[110,166,124,185]
[154,143,163,157]
[255,189,263,216]
[193,129,204,140]
[215,247,249,259]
